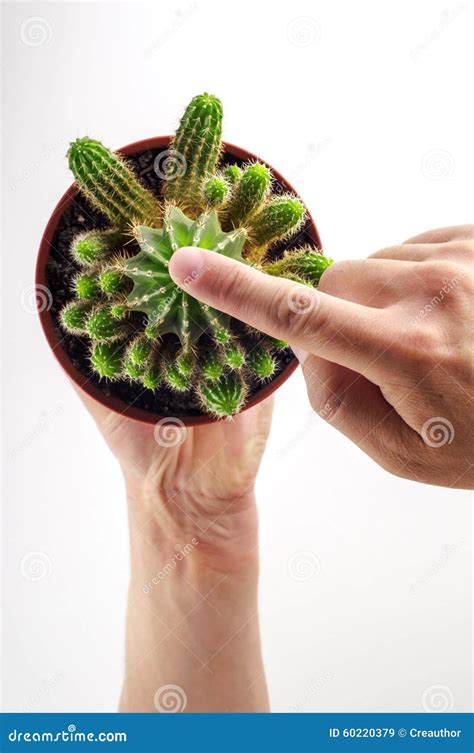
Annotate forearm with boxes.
[120,491,269,713]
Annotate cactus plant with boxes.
[203,175,229,207]
[68,138,161,226]
[225,162,271,228]
[250,196,306,250]
[264,246,333,285]
[164,93,223,210]
[59,93,332,419]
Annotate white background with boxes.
[2,0,472,713]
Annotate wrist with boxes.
[125,483,260,579]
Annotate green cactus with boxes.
[203,175,229,207]
[90,342,124,378]
[127,336,152,366]
[223,165,241,187]
[99,266,128,295]
[142,366,161,390]
[201,350,225,382]
[59,92,333,419]
[248,346,276,381]
[224,343,245,370]
[225,163,271,228]
[73,273,100,300]
[250,196,306,249]
[199,373,247,418]
[163,93,223,209]
[86,308,125,342]
[264,246,333,285]
[123,205,246,348]
[71,228,124,266]
[60,301,91,333]
[165,361,191,392]
[68,138,161,226]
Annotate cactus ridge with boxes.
[60,93,333,418]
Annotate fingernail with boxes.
[290,346,309,365]
[169,247,204,288]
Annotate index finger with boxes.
[169,247,393,381]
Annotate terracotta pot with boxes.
[36,136,322,426]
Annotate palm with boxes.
[77,389,273,560]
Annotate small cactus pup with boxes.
[225,162,271,228]
[203,175,229,208]
[263,246,333,285]
[52,91,333,422]
[249,195,306,254]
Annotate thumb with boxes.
[169,247,387,379]
[299,354,422,474]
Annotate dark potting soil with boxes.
[46,148,314,417]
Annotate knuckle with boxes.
[369,244,402,259]
[271,283,331,343]
[405,323,440,353]
[318,260,342,293]
[308,380,345,423]
[318,259,360,295]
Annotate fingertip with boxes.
[169,247,204,288]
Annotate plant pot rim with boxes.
[36,135,322,427]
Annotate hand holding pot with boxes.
[169,225,474,490]
[77,389,273,711]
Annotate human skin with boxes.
[77,390,273,712]
[168,225,473,490]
